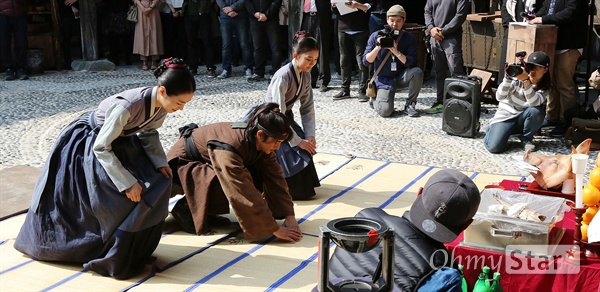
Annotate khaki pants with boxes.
[546,49,581,122]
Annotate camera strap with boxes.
[370,52,391,84]
[369,32,402,83]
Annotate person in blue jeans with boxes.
[484,51,551,153]
[216,0,254,79]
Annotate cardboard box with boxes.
[506,23,557,71]
[462,188,568,256]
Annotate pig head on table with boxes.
[523,139,592,189]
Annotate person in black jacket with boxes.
[245,0,284,82]
[423,0,468,114]
[527,0,588,137]
[331,0,374,102]
[183,0,217,77]
[288,0,334,91]
[328,169,481,291]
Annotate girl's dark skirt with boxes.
[275,112,320,200]
[14,112,171,279]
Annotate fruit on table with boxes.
[582,223,589,242]
[582,184,600,207]
[582,206,598,225]
[589,167,600,189]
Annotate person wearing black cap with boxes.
[484,51,551,153]
[328,169,481,291]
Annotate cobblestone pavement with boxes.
[0,65,589,178]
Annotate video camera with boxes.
[520,11,535,20]
[505,51,534,77]
[377,25,401,48]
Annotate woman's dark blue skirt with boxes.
[275,112,320,200]
[14,112,171,279]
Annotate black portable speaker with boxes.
[442,76,482,138]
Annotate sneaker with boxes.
[548,123,567,138]
[357,92,369,102]
[5,69,16,81]
[541,118,559,129]
[333,90,351,100]
[170,198,196,234]
[217,70,230,79]
[189,68,198,75]
[523,141,536,152]
[16,69,28,80]
[424,103,444,114]
[404,102,420,117]
[207,69,217,78]
[319,84,330,92]
[245,68,253,79]
[247,73,266,82]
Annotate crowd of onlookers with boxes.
[1,0,592,153]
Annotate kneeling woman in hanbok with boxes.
[14,58,196,279]
[167,103,303,242]
[262,32,321,200]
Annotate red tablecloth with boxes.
[447,211,600,292]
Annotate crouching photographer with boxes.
[484,51,551,153]
[363,5,423,118]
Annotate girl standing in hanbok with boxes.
[262,32,321,200]
[14,58,196,279]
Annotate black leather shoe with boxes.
[17,69,28,80]
[5,69,16,81]
[332,90,350,100]
[207,215,231,227]
[548,123,567,138]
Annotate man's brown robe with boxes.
[166,122,295,239]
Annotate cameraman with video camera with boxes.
[363,5,423,118]
[484,51,551,154]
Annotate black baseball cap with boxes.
[408,169,481,243]
[527,51,550,68]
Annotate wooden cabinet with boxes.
[27,0,63,70]
[462,13,504,74]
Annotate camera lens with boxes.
[506,64,523,77]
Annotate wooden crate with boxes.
[404,23,427,71]
[462,15,504,73]
[506,23,557,70]
[27,33,56,69]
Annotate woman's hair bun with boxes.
[153,57,187,78]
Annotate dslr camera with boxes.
[505,51,531,77]
[377,25,401,48]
